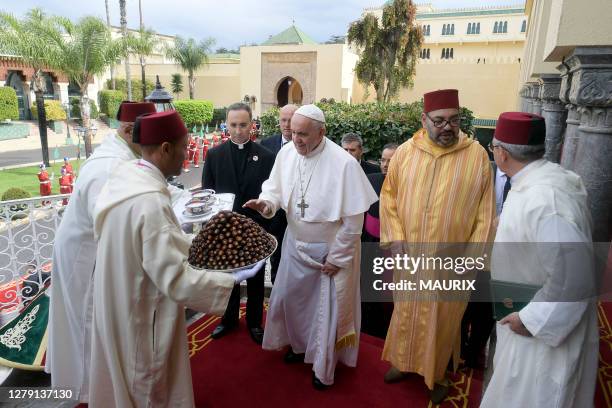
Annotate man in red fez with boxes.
[481,112,597,408]
[380,89,494,403]
[88,110,262,406]
[48,101,170,402]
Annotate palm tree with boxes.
[105,0,116,90]
[46,16,122,157]
[128,27,159,100]
[170,73,183,99]
[119,0,132,100]
[165,36,215,99]
[0,9,55,166]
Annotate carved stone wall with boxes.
[260,52,317,112]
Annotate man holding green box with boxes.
[481,112,598,408]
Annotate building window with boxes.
[442,23,454,35]
[467,22,480,34]
[422,24,431,36]
[420,48,431,59]
[427,25,431,36]
[427,48,430,59]
[442,24,447,35]
[441,48,454,59]
[494,21,508,33]
[450,48,453,58]
[521,20,527,32]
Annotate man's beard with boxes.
[435,130,458,146]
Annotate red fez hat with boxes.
[423,89,459,113]
[133,110,188,145]
[116,101,156,122]
[494,112,546,145]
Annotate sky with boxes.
[1,0,526,50]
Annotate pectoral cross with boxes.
[297,198,309,218]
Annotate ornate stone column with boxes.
[519,85,529,112]
[558,61,581,169]
[524,83,536,113]
[531,82,543,115]
[566,46,612,241]
[539,74,566,163]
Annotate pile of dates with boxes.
[188,211,275,270]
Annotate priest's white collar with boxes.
[230,138,250,150]
[303,137,326,159]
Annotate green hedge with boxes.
[209,107,227,127]
[99,90,125,118]
[260,101,474,160]
[70,98,99,120]
[173,100,214,129]
[0,87,19,121]
[30,100,67,121]
[106,78,154,102]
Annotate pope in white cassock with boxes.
[481,112,598,408]
[85,110,261,407]
[244,104,378,389]
[48,102,162,401]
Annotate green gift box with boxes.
[490,279,541,321]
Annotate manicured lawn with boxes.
[0,160,83,199]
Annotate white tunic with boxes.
[47,134,189,402]
[259,138,378,385]
[89,160,235,407]
[481,160,598,408]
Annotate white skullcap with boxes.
[294,104,325,124]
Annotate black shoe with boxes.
[312,373,331,391]
[283,348,305,364]
[248,326,264,345]
[211,323,236,340]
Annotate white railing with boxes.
[0,194,69,326]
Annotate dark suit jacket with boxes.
[361,159,380,175]
[260,134,285,155]
[259,134,288,239]
[202,141,275,229]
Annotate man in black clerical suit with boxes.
[260,104,298,284]
[202,102,275,344]
[341,132,380,174]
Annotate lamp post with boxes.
[145,75,174,112]
[74,123,97,160]
[63,102,74,146]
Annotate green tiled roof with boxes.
[261,25,318,46]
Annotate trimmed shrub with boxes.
[1,187,30,216]
[70,98,99,120]
[30,100,67,121]
[0,87,19,121]
[260,101,475,160]
[99,90,125,118]
[106,78,154,102]
[174,100,214,129]
[1,187,30,201]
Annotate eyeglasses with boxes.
[426,113,462,128]
[488,142,504,153]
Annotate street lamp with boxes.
[145,75,174,112]
[63,102,73,146]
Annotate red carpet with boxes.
[596,302,612,407]
[188,307,483,407]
